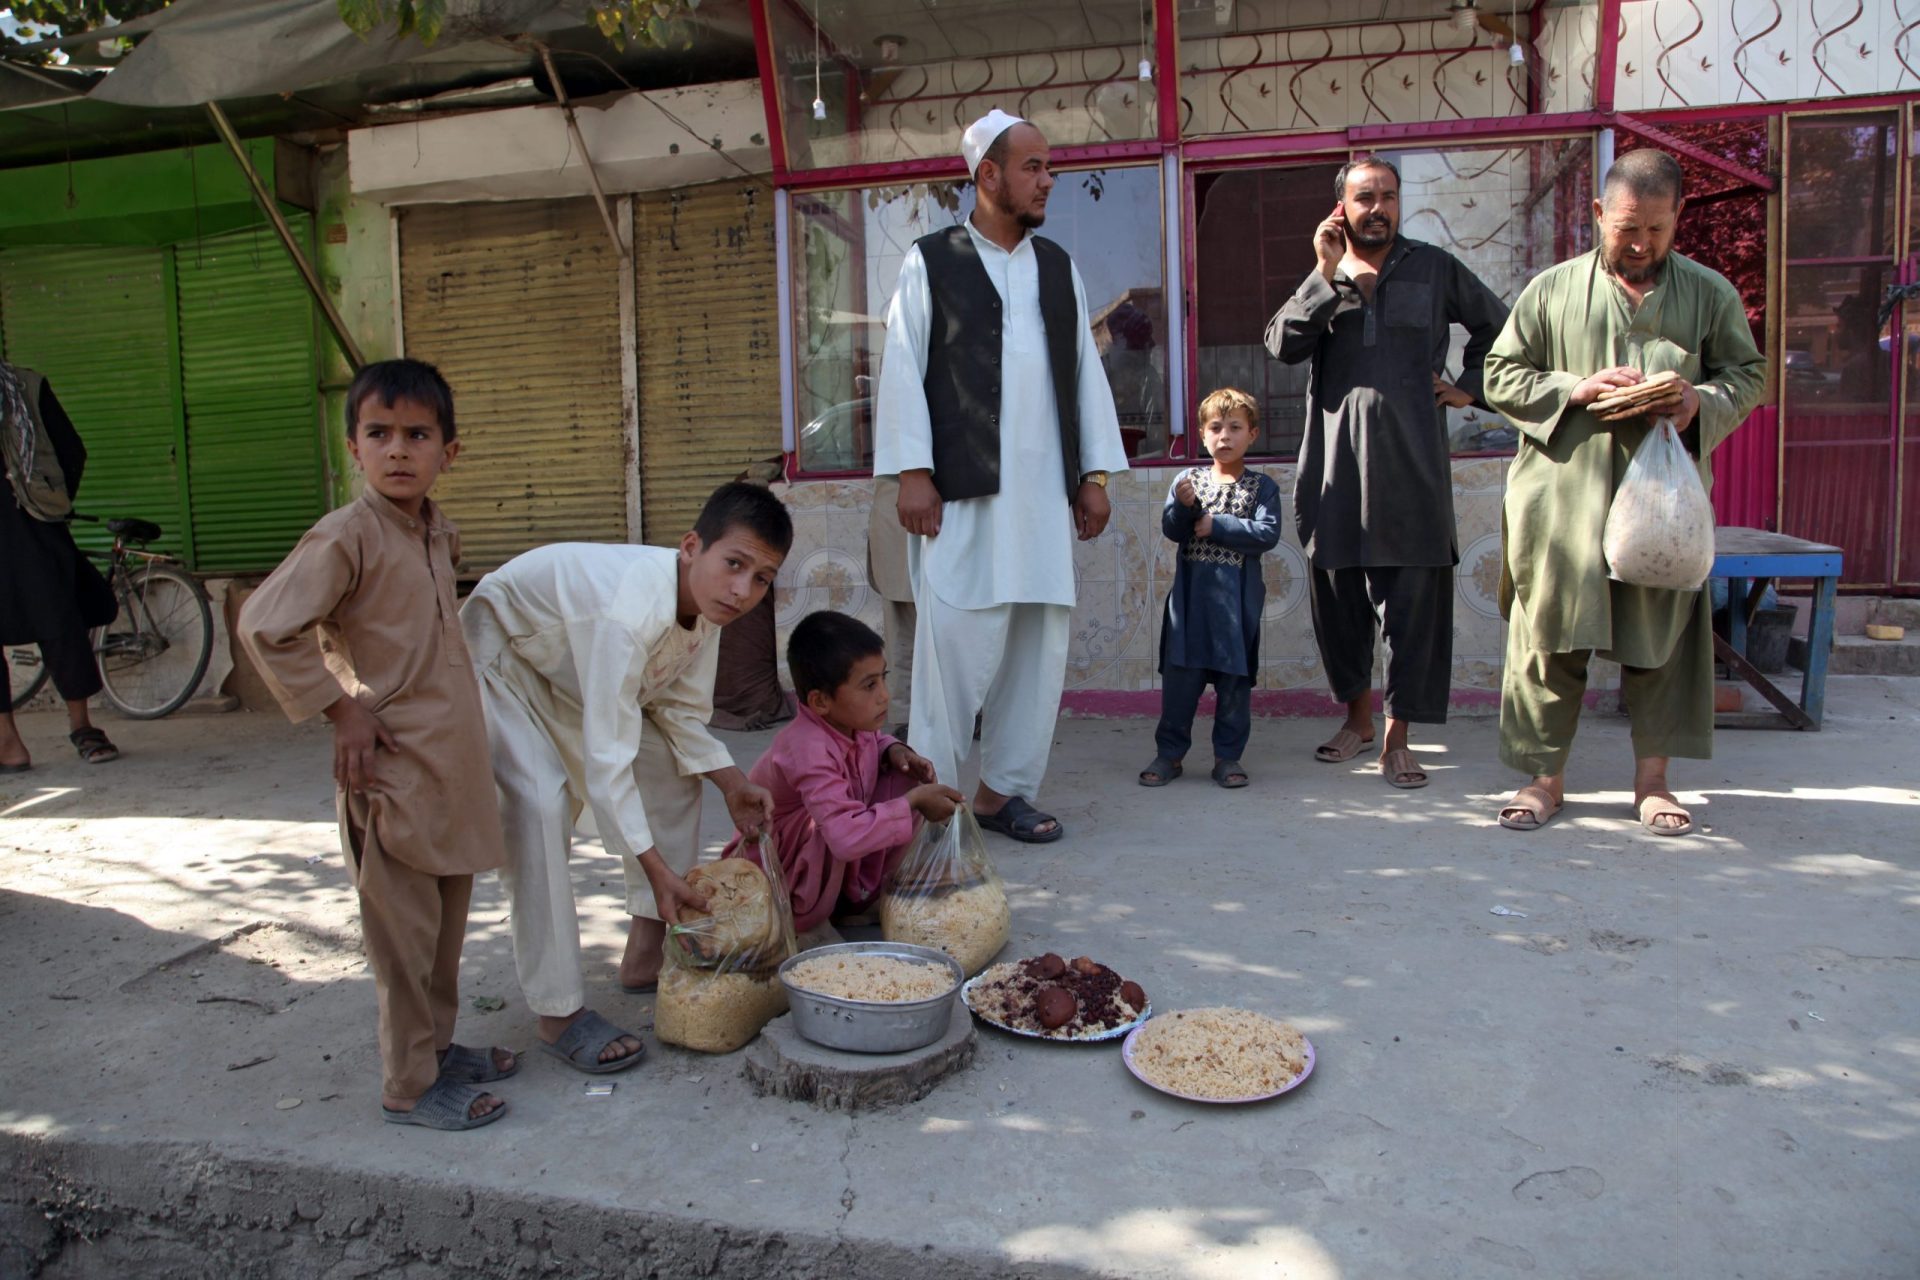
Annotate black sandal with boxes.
[69,727,120,765]
[1138,756,1183,787]
[975,795,1064,844]
[1211,759,1249,789]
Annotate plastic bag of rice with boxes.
[1602,417,1714,590]
[656,836,798,1053]
[880,807,1009,977]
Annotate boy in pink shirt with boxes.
[729,611,962,932]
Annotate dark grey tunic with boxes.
[1265,237,1508,570]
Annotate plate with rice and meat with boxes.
[962,953,1151,1043]
[1121,1007,1315,1103]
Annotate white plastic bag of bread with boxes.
[879,806,1010,977]
[656,836,799,1053]
[1602,415,1716,591]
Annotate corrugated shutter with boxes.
[174,220,326,573]
[398,198,626,572]
[634,181,781,545]
[0,245,189,561]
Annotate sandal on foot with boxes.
[1211,759,1249,789]
[1138,756,1183,787]
[1314,728,1374,763]
[382,1077,505,1131]
[69,727,119,765]
[439,1042,519,1084]
[540,1009,646,1075]
[975,795,1064,844]
[619,980,657,995]
[0,760,30,774]
[1636,793,1694,837]
[1498,785,1562,831]
[1380,748,1428,790]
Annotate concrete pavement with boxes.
[3,680,1917,1278]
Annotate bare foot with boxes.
[383,1088,504,1119]
[538,1008,642,1067]
[620,915,665,989]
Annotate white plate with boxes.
[1121,1021,1315,1104]
[960,971,1150,1044]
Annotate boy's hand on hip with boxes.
[897,470,943,537]
[908,783,966,823]
[323,697,396,794]
[724,780,775,837]
[1074,480,1112,540]
[638,848,708,926]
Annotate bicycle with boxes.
[5,514,214,720]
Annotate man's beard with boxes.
[1016,207,1046,229]
[1346,215,1394,247]
[1606,248,1667,284]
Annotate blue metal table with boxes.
[1710,527,1843,730]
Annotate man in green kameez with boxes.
[1482,149,1766,836]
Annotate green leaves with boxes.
[333,0,694,49]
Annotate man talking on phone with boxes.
[1265,156,1507,790]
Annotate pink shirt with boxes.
[725,705,917,932]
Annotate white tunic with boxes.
[459,543,731,866]
[872,220,1130,610]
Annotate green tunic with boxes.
[1484,249,1767,667]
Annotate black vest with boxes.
[917,224,1082,503]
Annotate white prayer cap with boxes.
[961,109,1028,178]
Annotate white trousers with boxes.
[906,583,1070,804]
[480,668,701,1017]
[881,598,916,728]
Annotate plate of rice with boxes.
[1121,1007,1314,1103]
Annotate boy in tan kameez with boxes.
[239,359,515,1130]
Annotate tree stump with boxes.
[742,1003,975,1113]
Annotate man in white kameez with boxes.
[873,109,1130,843]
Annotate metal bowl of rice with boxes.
[777,941,964,1054]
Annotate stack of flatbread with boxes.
[1590,370,1682,421]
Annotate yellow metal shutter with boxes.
[398,198,626,572]
[634,181,781,545]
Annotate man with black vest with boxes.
[872,108,1129,844]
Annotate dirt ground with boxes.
[3,680,1918,1278]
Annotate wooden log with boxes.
[742,1004,976,1113]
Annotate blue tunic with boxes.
[1158,468,1284,677]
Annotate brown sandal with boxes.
[1380,748,1428,789]
[1314,728,1374,763]
[1498,785,1562,831]
[1636,793,1693,836]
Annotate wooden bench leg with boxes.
[1801,575,1837,729]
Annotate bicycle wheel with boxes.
[4,644,52,711]
[97,563,213,719]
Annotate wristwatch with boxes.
[1081,470,1109,488]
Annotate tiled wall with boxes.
[772,457,1533,706]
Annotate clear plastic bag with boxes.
[879,807,1010,977]
[1602,417,1715,591]
[655,834,798,1053]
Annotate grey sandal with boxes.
[438,1042,519,1084]
[382,1076,505,1131]
[1211,759,1249,789]
[1138,756,1183,787]
[540,1009,646,1075]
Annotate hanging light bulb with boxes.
[1138,59,1153,82]
[813,96,827,120]
[1508,40,1526,66]
[810,0,826,123]
[1449,0,1480,33]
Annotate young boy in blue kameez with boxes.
[1140,388,1283,789]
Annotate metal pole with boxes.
[537,43,628,263]
[204,101,366,370]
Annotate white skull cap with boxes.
[961,109,1028,178]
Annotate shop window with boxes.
[766,0,1159,175]
[1191,138,1592,461]
[789,165,1170,475]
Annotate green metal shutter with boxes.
[0,244,190,561]
[174,219,325,573]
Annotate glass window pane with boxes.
[768,0,1159,174]
[789,165,1169,474]
[1192,139,1593,460]
[1787,112,1898,261]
